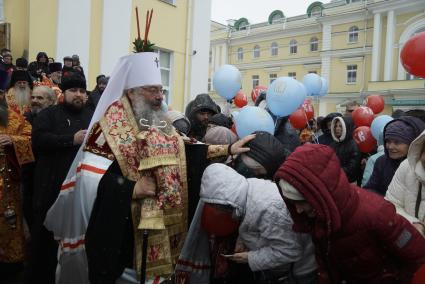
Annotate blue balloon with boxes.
[371,115,393,140]
[318,77,328,97]
[213,65,241,100]
[266,77,306,117]
[235,106,275,138]
[303,73,322,96]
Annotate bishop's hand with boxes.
[133,176,157,199]
[0,134,12,148]
[230,134,256,155]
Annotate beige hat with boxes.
[278,180,305,201]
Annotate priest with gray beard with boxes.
[44,51,254,284]
[6,69,33,115]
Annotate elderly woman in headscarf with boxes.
[176,163,316,284]
[364,116,425,195]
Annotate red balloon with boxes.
[352,126,376,153]
[289,108,308,130]
[412,264,425,284]
[366,95,384,114]
[302,100,315,120]
[251,86,267,103]
[352,106,375,127]
[400,31,425,78]
[234,91,248,108]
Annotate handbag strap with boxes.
[415,182,422,218]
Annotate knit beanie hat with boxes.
[204,126,237,145]
[245,131,289,177]
[385,120,416,145]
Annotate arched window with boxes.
[289,40,298,54]
[270,42,278,56]
[307,2,324,18]
[237,47,243,61]
[253,45,260,58]
[348,26,359,43]
[310,37,319,52]
[311,6,322,17]
[235,18,250,31]
[268,10,285,25]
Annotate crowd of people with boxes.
[1,46,425,284]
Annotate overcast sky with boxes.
[211,0,332,25]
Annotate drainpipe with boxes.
[183,0,193,110]
[361,0,368,102]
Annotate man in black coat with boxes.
[88,75,109,109]
[185,93,220,141]
[28,73,93,283]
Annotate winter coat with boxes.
[361,145,384,186]
[365,116,425,195]
[28,53,49,79]
[317,112,342,146]
[274,117,301,153]
[386,130,425,224]
[32,104,93,217]
[201,163,316,275]
[329,116,361,183]
[275,144,425,284]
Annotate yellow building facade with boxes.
[4,0,212,111]
[209,0,425,115]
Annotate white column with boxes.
[221,43,228,65]
[0,0,4,22]
[56,0,91,79]
[318,99,327,117]
[321,24,332,82]
[371,13,382,81]
[188,0,211,97]
[384,10,395,81]
[100,0,132,75]
[214,45,220,71]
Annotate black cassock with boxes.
[86,143,210,284]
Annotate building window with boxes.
[252,75,259,88]
[269,73,277,84]
[237,47,243,61]
[310,37,319,52]
[270,42,278,56]
[208,78,211,91]
[311,6,322,17]
[346,64,357,84]
[308,71,317,74]
[289,40,297,54]
[348,26,359,43]
[209,50,212,63]
[253,45,260,58]
[288,72,296,79]
[155,49,172,102]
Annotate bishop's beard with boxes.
[14,86,31,108]
[131,95,173,135]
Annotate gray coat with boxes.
[201,164,316,274]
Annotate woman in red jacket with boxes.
[275,144,425,284]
